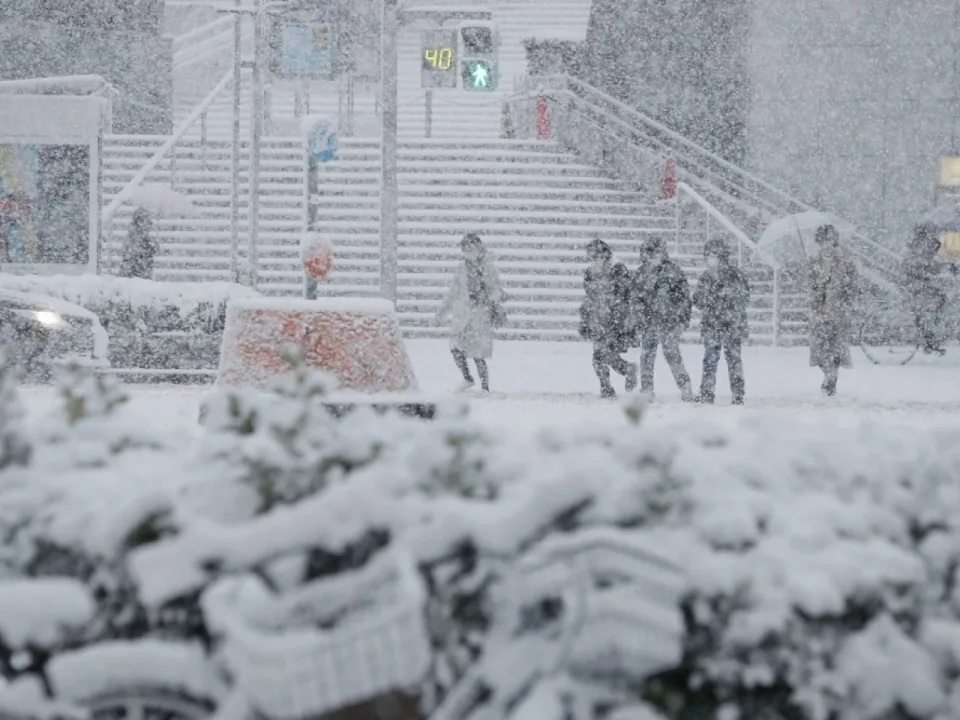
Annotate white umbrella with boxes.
[756,210,854,269]
[127,184,201,218]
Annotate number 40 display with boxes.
[421,30,458,88]
[423,47,453,71]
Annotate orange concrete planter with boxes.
[216,298,418,392]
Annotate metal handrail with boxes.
[677,182,756,253]
[101,69,234,230]
[174,25,253,71]
[515,74,901,283]
[171,15,236,55]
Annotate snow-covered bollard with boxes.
[216,297,418,392]
[301,232,334,300]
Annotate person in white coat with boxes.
[435,233,505,392]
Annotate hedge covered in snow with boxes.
[2,358,960,719]
[0,274,259,370]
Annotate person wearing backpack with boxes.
[579,239,639,398]
[692,237,750,405]
[630,236,694,401]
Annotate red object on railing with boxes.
[661,152,677,200]
[536,96,551,140]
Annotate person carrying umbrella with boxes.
[119,208,157,279]
[808,225,858,397]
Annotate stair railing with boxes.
[512,74,901,289]
[172,16,250,72]
[100,69,235,274]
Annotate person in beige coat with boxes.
[808,225,858,396]
[436,233,505,392]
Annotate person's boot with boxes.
[600,382,616,399]
[731,395,744,406]
[475,359,490,392]
[696,390,715,404]
[680,382,695,403]
[821,372,837,397]
[624,363,639,393]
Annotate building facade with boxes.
[0,0,172,133]
[585,0,960,248]
[747,0,960,248]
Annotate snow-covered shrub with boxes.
[0,274,258,370]
[0,351,30,470]
[202,347,391,513]
[10,372,960,720]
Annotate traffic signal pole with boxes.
[380,0,400,304]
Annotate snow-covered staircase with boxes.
[310,138,677,340]
[99,0,798,344]
[102,136,306,283]
[101,134,685,341]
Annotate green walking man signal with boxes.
[459,23,498,91]
[463,60,494,90]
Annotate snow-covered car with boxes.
[0,288,109,379]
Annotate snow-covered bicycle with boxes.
[859,272,960,365]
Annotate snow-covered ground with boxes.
[19,340,960,433]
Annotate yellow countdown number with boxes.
[424,47,453,70]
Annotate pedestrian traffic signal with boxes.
[462,60,495,90]
[458,22,498,91]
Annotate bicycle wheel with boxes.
[859,308,920,365]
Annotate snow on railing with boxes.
[173,21,253,72]
[172,15,236,57]
[513,74,900,287]
[0,75,117,97]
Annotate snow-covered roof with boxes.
[0,75,117,97]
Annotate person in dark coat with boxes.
[631,236,694,401]
[579,239,638,398]
[901,224,947,355]
[808,224,858,397]
[120,208,157,279]
[693,237,750,405]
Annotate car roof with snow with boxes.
[0,287,98,321]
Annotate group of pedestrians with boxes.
[436,225,860,402]
[579,235,749,402]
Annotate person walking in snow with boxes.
[120,208,157,279]
[692,237,750,405]
[901,224,948,355]
[630,236,695,401]
[579,239,638,398]
[808,224,858,397]
[436,233,505,392]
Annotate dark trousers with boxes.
[592,341,631,391]
[452,349,489,391]
[699,338,745,401]
[640,328,691,392]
